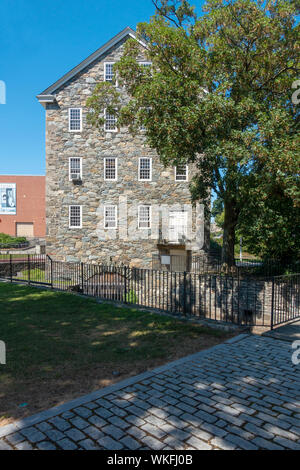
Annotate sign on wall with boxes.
[0,183,16,214]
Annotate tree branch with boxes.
[152,0,181,28]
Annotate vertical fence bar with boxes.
[81,262,84,293]
[270,277,275,330]
[10,254,12,282]
[183,271,187,316]
[27,254,30,285]
[124,266,127,303]
[49,256,53,289]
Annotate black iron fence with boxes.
[153,254,300,278]
[0,254,50,285]
[271,274,300,328]
[0,255,299,329]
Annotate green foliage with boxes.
[86,82,121,130]
[237,179,300,261]
[87,0,299,265]
[211,197,224,219]
[0,233,27,245]
[210,234,222,255]
[124,289,138,304]
[215,210,224,229]
[17,268,46,281]
[210,232,255,257]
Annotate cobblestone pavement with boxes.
[1,334,299,450]
[263,320,300,342]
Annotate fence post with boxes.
[183,271,187,316]
[48,256,53,289]
[124,266,127,303]
[81,262,84,293]
[9,254,12,282]
[28,254,30,285]
[271,277,275,330]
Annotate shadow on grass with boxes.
[0,282,231,425]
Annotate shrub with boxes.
[0,233,27,245]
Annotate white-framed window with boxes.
[138,205,151,229]
[104,109,117,132]
[175,165,188,181]
[104,62,116,85]
[69,205,82,228]
[104,157,117,181]
[139,157,152,181]
[69,157,82,181]
[104,205,117,229]
[169,210,188,242]
[69,108,82,132]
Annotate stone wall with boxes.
[122,272,273,327]
[45,36,210,268]
[79,268,299,328]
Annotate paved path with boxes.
[0,334,299,450]
[263,320,300,343]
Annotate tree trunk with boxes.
[221,198,238,270]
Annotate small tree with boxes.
[87,0,299,268]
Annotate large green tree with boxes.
[87,0,299,268]
[237,176,300,261]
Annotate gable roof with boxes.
[37,26,144,104]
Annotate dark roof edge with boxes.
[37,26,145,99]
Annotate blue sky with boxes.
[0,0,205,176]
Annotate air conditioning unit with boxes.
[70,173,81,181]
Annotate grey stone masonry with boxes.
[0,334,299,450]
[41,31,210,267]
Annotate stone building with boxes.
[37,27,209,268]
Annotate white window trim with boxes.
[138,157,152,182]
[104,108,118,133]
[138,205,152,230]
[69,157,82,181]
[175,165,188,182]
[104,157,118,181]
[68,108,82,132]
[104,205,118,229]
[69,205,82,229]
[104,62,118,87]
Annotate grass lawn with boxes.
[0,254,29,260]
[0,282,235,426]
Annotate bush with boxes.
[0,233,27,245]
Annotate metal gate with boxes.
[271,274,300,328]
[0,254,52,286]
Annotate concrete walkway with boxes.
[0,334,299,450]
[263,320,300,343]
